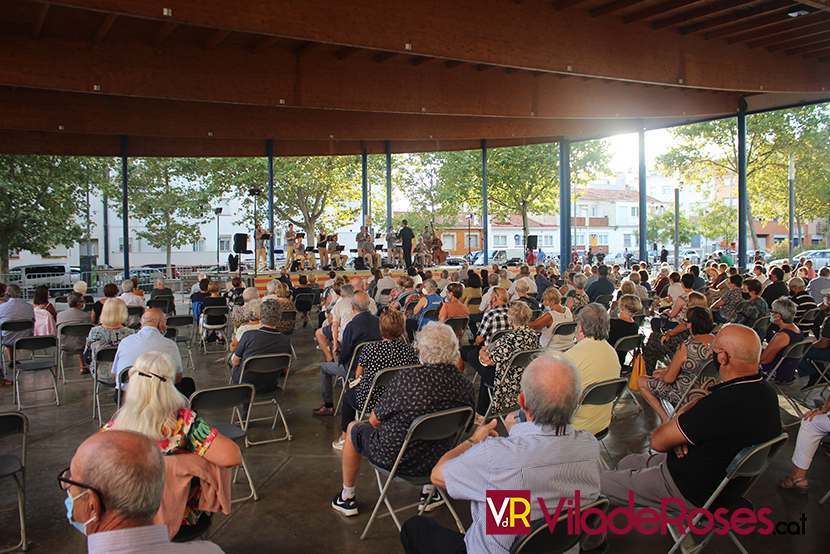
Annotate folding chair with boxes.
[188,384,259,503]
[465,296,482,313]
[418,308,440,329]
[237,354,292,446]
[92,347,118,426]
[595,294,613,307]
[551,321,577,349]
[612,334,645,414]
[294,293,314,323]
[199,306,230,354]
[115,366,131,411]
[333,341,378,416]
[763,339,815,424]
[483,349,544,424]
[577,378,629,469]
[641,297,653,314]
[632,310,646,328]
[11,335,60,410]
[490,329,512,344]
[126,305,145,329]
[147,298,172,314]
[166,315,196,370]
[444,316,470,336]
[660,359,720,421]
[280,309,297,333]
[510,497,610,554]
[0,412,28,554]
[666,433,788,554]
[58,322,94,383]
[751,316,770,342]
[53,295,68,306]
[164,327,178,340]
[377,288,393,308]
[529,309,542,322]
[360,406,475,540]
[796,307,820,327]
[403,295,421,315]
[357,365,418,420]
[0,320,34,378]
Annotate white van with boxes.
[473,248,527,266]
[9,263,76,296]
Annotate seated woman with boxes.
[643,291,708,375]
[477,302,540,417]
[291,274,312,327]
[91,283,119,325]
[231,286,260,334]
[777,393,830,494]
[273,283,297,335]
[407,280,443,339]
[730,277,769,326]
[529,287,573,352]
[231,299,261,351]
[461,273,483,315]
[609,280,636,318]
[104,352,242,528]
[760,298,804,383]
[607,294,642,366]
[331,322,475,516]
[389,275,420,318]
[224,275,245,307]
[438,283,469,327]
[332,310,419,450]
[85,298,135,385]
[639,307,716,424]
[651,273,694,333]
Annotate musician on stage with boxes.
[363,240,381,269]
[327,235,344,270]
[355,225,369,259]
[294,235,310,270]
[414,238,430,267]
[284,224,296,269]
[386,226,399,267]
[422,225,433,245]
[255,224,268,270]
[399,219,416,268]
[317,229,329,269]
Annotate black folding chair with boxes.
[11,335,60,410]
[166,315,196,369]
[490,329,513,344]
[796,307,820,326]
[418,308,440,329]
[147,297,172,314]
[334,341,378,416]
[764,339,815,424]
[237,354,292,446]
[0,412,28,554]
[294,293,314,320]
[660,359,720,421]
[377,288,393,308]
[551,321,577,349]
[465,296,482,312]
[126,305,145,329]
[483,348,544,423]
[510,497,610,554]
[188,384,259,502]
[57,322,94,383]
[751,316,770,342]
[357,365,418,420]
[115,366,132,411]
[200,306,230,354]
[665,434,788,554]
[0,320,34,378]
[92,347,118,426]
[360,406,474,540]
[595,294,613,307]
[612,334,645,414]
[280,309,297,333]
[577,378,628,468]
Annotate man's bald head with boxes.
[140,308,166,328]
[714,324,762,375]
[491,287,508,305]
[520,353,582,428]
[350,276,365,291]
[71,431,165,524]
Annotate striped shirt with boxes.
[87,525,224,553]
[443,422,601,554]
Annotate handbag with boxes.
[628,349,646,391]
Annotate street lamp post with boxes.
[214,207,223,271]
[248,187,262,278]
[465,213,472,255]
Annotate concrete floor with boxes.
[1,302,829,553]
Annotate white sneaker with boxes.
[332,437,346,450]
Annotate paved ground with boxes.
[1,300,828,553]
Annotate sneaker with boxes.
[332,492,358,516]
[419,489,445,512]
[332,437,346,450]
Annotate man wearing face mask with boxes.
[599,324,781,514]
[60,430,224,553]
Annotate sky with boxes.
[606,128,674,174]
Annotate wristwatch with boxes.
[464,439,475,448]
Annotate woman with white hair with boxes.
[104,351,242,526]
[231,286,260,333]
[73,280,88,296]
[231,299,261,351]
[564,273,590,317]
[84,298,135,384]
[760,297,804,382]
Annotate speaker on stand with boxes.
[527,235,538,251]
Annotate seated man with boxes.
[332,322,475,516]
[461,287,510,361]
[62,430,225,552]
[585,264,615,305]
[401,352,601,554]
[0,284,35,386]
[293,236,310,270]
[149,277,175,302]
[362,240,381,269]
[118,279,146,307]
[413,238,429,266]
[327,235,344,269]
[600,324,781,517]
[313,292,381,416]
[512,279,537,310]
[231,299,293,393]
[56,292,92,373]
[565,303,621,435]
[112,308,195,400]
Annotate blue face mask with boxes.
[65,490,96,535]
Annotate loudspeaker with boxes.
[233,233,249,254]
[527,235,538,250]
[353,257,366,271]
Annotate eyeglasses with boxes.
[57,468,104,501]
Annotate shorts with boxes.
[322,325,333,341]
[350,421,376,458]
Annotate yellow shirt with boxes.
[461,287,482,314]
[565,337,621,435]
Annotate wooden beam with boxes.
[789,40,830,56]
[335,46,359,60]
[767,30,830,52]
[653,0,757,30]
[748,17,830,47]
[477,64,495,72]
[738,12,830,45]
[624,0,701,24]
[591,0,649,19]
[681,0,795,35]
[203,29,232,51]
[374,51,398,63]
[150,21,178,48]
[251,36,280,54]
[30,3,50,40]
[92,13,118,44]
[704,11,794,40]
[294,41,319,58]
[555,0,591,10]
[803,46,830,59]
[445,60,464,69]
[411,56,431,66]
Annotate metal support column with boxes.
[638,127,648,263]
[386,141,393,232]
[737,113,748,270]
[362,149,368,228]
[103,191,109,268]
[482,139,489,265]
[674,189,680,271]
[559,141,571,276]
[267,139,275,271]
[120,135,129,280]
[788,155,795,264]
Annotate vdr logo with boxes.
[486,490,532,535]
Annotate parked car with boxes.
[141,263,180,278]
[472,248,526,266]
[769,249,830,270]
[8,263,77,296]
[129,268,164,291]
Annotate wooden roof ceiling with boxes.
[1,0,829,157]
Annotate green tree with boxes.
[0,155,109,275]
[634,207,694,247]
[104,158,216,277]
[694,201,737,249]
